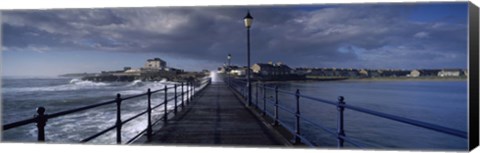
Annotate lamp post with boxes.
[244,11,253,107]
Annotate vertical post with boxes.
[293,89,301,144]
[147,88,152,140]
[255,82,259,108]
[190,81,195,102]
[337,96,346,148]
[273,86,279,126]
[186,82,189,105]
[35,107,47,142]
[164,85,168,123]
[189,82,192,102]
[181,82,184,108]
[193,81,196,97]
[174,84,177,114]
[246,27,252,107]
[115,94,122,144]
[263,84,266,116]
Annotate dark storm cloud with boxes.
[1,3,468,69]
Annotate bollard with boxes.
[35,107,47,142]
[263,84,266,116]
[181,82,184,108]
[174,84,177,114]
[115,94,122,144]
[164,85,168,123]
[293,89,301,144]
[337,96,346,148]
[273,86,279,126]
[147,89,152,140]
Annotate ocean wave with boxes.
[118,90,145,95]
[126,80,143,87]
[3,79,111,93]
[69,78,109,86]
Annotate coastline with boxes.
[253,76,467,84]
[346,76,467,82]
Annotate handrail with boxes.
[3,99,117,130]
[2,77,212,144]
[227,78,467,148]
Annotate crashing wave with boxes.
[127,80,143,87]
[69,78,109,86]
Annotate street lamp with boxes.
[244,11,253,106]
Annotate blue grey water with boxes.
[1,76,192,144]
[2,77,467,150]
[252,80,467,150]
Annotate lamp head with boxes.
[243,11,253,28]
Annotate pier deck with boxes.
[143,80,287,146]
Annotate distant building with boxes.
[419,69,441,76]
[164,67,184,75]
[368,70,382,77]
[251,62,292,76]
[231,67,247,76]
[409,70,421,77]
[294,68,312,75]
[359,69,369,77]
[144,58,166,69]
[438,69,462,77]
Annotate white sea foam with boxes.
[118,90,144,95]
[4,79,111,93]
[69,78,109,86]
[127,80,143,87]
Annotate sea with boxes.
[1,76,468,150]
[249,80,468,150]
[1,76,196,144]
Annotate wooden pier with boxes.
[137,80,290,146]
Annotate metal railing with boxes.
[227,79,467,148]
[2,77,212,144]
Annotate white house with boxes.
[144,58,167,69]
[438,69,461,77]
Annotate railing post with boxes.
[115,94,122,144]
[255,82,259,108]
[186,82,189,105]
[164,85,168,123]
[189,82,192,103]
[263,84,266,116]
[337,96,346,148]
[174,84,177,114]
[181,82,184,108]
[147,88,152,140]
[35,107,47,142]
[192,82,195,98]
[191,82,194,101]
[189,82,192,102]
[293,89,301,144]
[273,86,279,126]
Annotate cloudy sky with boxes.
[1,2,468,76]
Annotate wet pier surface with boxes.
[143,81,287,146]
